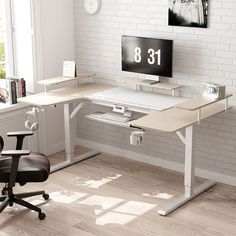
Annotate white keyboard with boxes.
[90,112,131,123]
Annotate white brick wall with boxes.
[74,0,236,184]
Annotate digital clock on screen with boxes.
[122,36,173,77]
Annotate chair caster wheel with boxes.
[43,193,49,200]
[38,212,46,220]
[9,202,13,207]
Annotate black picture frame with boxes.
[168,0,209,28]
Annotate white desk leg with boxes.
[185,125,195,197]
[64,103,75,161]
[50,102,100,172]
[158,125,216,216]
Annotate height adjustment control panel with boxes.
[112,105,127,114]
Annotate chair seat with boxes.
[0,153,50,185]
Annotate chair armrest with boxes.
[7,131,34,137]
[1,150,31,157]
[7,131,34,150]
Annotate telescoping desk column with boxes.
[131,94,232,216]
[19,80,113,172]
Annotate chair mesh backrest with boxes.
[0,136,4,152]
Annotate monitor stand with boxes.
[141,75,160,85]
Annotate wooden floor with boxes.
[1,146,236,236]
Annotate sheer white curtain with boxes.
[11,0,35,92]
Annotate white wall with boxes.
[74,0,236,185]
[34,0,75,155]
[38,0,75,79]
[0,107,33,150]
[0,0,75,155]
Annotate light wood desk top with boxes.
[18,83,113,107]
[38,72,96,86]
[175,93,232,111]
[19,82,231,133]
[131,103,227,132]
[19,83,186,111]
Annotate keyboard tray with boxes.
[86,111,145,128]
[89,112,131,123]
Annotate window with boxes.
[0,0,14,79]
[0,0,35,93]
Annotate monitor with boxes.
[122,36,173,83]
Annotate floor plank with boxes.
[1,147,236,236]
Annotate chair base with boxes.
[0,190,49,220]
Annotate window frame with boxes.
[1,0,39,94]
[0,0,15,77]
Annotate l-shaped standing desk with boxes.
[19,75,232,216]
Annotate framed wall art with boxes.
[169,0,208,28]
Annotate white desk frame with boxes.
[30,74,108,172]
[19,80,232,216]
[20,81,114,173]
[50,102,100,172]
[51,86,185,173]
[154,96,231,215]
[158,125,216,216]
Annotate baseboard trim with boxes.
[76,137,236,187]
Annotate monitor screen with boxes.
[122,36,173,78]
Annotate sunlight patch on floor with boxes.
[142,192,174,200]
[0,231,10,236]
[78,195,123,215]
[45,173,159,226]
[96,212,137,226]
[50,191,88,204]
[81,174,122,189]
[114,201,156,215]
[29,199,45,206]
[77,194,157,226]
[96,200,156,226]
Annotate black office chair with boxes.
[0,131,50,220]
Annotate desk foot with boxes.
[158,180,216,216]
[50,150,100,173]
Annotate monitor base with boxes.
[141,79,160,85]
